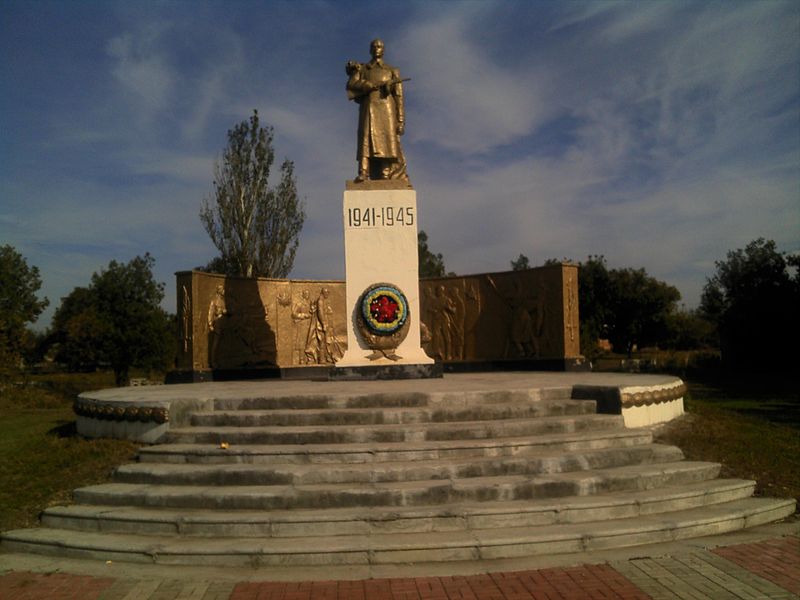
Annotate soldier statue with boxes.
[346,39,409,183]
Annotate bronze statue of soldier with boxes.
[346,39,410,183]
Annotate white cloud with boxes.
[107,25,175,113]
[396,9,551,153]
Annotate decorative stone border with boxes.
[620,381,687,408]
[572,379,686,427]
[73,398,169,424]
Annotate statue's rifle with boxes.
[351,77,411,99]
[382,77,411,87]
[377,77,410,93]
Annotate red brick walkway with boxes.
[228,565,649,600]
[712,535,800,596]
[0,571,114,600]
[2,536,799,600]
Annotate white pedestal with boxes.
[336,188,434,367]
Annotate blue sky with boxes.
[2,1,799,329]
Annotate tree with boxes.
[576,255,614,358]
[576,255,681,357]
[663,308,715,350]
[51,254,173,385]
[699,238,799,370]
[201,109,305,278]
[605,267,680,356]
[510,254,530,271]
[0,245,48,373]
[50,287,108,372]
[418,230,450,278]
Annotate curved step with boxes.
[5,497,794,566]
[209,387,574,411]
[72,461,722,510]
[190,399,596,427]
[40,479,757,537]
[138,428,654,465]
[164,414,624,445]
[114,444,684,486]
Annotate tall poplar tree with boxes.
[200,110,305,278]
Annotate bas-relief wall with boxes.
[419,267,580,362]
[176,264,580,372]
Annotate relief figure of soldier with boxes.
[207,284,227,368]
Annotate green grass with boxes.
[684,375,800,428]
[654,375,800,504]
[0,373,139,532]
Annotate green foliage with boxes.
[510,253,530,271]
[663,309,715,350]
[575,255,613,359]
[50,254,173,385]
[576,255,681,357]
[418,230,450,278]
[200,109,305,278]
[0,245,49,375]
[606,267,681,356]
[699,238,799,371]
[50,287,106,372]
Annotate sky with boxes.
[2,0,799,330]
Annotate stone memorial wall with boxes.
[173,262,582,380]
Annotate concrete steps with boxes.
[1,380,795,567]
[207,388,576,411]
[4,498,794,566]
[164,414,624,445]
[139,428,655,465]
[71,461,721,510]
[39,479,757,538]
[189,398,596,427]
[113,444,684,486]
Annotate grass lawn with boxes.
[654,374,800,504]
[0,373,139,532]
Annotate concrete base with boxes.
[621,396,684,428]
[337,188,433,369]
[167,357,589,384]
[75,416,169,444]
[572,379,686,427]
[327,363,442,381]
[76,372,688,443]
[444,357,590,373]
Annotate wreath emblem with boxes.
[357,283,410,360]
[360,284,408,335]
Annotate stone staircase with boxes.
[1,385,794,567]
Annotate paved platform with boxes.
[75,372,687,442]
[2,521,797,599]
[79,372,684,403]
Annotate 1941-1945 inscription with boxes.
[346,205,415,228]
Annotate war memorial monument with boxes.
[1,40,794,571]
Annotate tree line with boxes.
[506,239,798,367]
[4,236,793,384]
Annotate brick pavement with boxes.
[0,571,114,600]
[1,536,798,599]
[713,536,800,596]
